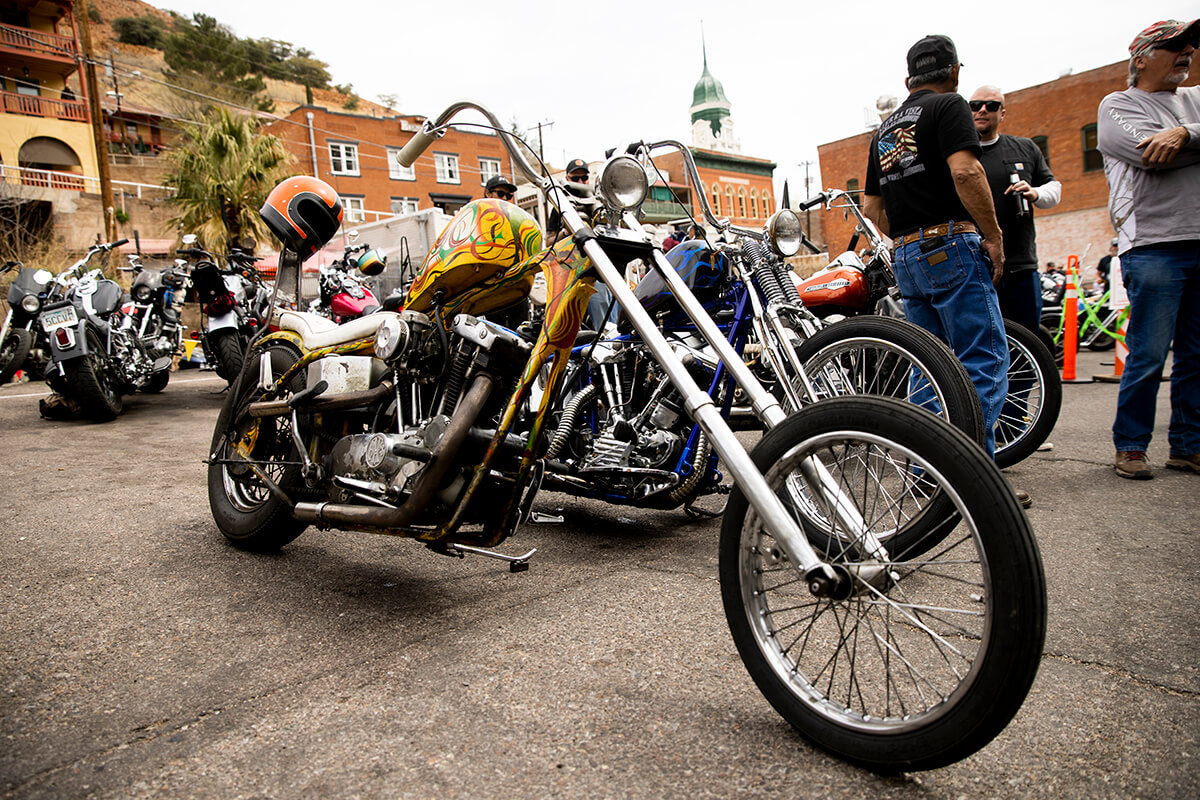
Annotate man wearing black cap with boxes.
[484,175,516,201]
[1098,18,1200,479]
[863,34,1010,464]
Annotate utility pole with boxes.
[73,0,118,251]
[799,160,815,239]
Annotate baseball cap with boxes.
[907,34,960,78]
[1129,19,1200,57]
[565,158,589,176]
[486,175,516,192]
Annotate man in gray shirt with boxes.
[1097,18,1200,479]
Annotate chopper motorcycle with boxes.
[38,239,172,420]
[122,252,190,377]
[206,101,1045,772]
[792,189,1061,468]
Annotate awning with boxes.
[18,137,81,166]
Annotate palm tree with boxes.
[164,107,294,253]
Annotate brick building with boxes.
[817,61,1200,280]
[263,105,517,224]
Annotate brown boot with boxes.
[1165,453,1200,474]
[1114,450,1153,480]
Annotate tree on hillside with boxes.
[112,16,166,49]
[163,107,294,254]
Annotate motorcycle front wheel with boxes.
[719,396,1045,772]
[791,316,986,448]
[209,329,246,384]
[0,328,32,384]
[207,342,308,551]
[64,327,123,421]
[994,321,1061,468]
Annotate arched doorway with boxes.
[18,137,84,190]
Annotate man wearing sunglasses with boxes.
[484,175,517,201]
[1098,18,1200,480]
[969,86,1061,334]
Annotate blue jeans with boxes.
[1112,242,1200,456]
[893,231,1009,457]
[995,269,1043,334]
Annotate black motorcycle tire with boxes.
[210,329,246,384]
[719,396,1046,773]
[64,327,123,421]
[792,315,986,448]
[1038,323,1062,367]
[995,321,1062,469]
[207,342,308,551]
[0,328,32,384]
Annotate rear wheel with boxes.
[719,396,1046,772]
[995,321,1062,468]
[792,315,986,448]
[0,328,32,384]
[64,327,123,421]
[209,329,246,384]
[207,343,308,550]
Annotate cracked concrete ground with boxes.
[0,349,1196,799]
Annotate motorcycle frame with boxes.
[398,104,888,578]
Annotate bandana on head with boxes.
[1129,19,1199,58]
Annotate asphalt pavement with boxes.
[0,350,1196,799]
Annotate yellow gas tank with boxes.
[405,199,543,316]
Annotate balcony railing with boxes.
[0,90,88,121]
[0,22,77,60]
[1,164,175,199]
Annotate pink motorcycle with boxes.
[309,235,388,323]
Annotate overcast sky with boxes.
[161,0,1196,199]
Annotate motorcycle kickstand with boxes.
[684,484,730,519]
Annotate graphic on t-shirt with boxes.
[878,125,918,173]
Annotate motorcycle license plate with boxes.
[41,305,78,332]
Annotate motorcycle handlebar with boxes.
[397,128,440,168]
[797,192,828,211]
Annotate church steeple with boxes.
[690,29,740,153]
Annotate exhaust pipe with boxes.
[292,373,495,529]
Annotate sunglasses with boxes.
[1157,36,1198,53]
[969,100,1003,112]
[493,190,514,200]
[567,173,588,183]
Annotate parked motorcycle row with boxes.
[0,102,1053,773]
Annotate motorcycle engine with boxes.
[327,416,450,503]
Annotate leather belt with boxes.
[894,221,978,248]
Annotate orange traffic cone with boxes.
[1061,254,1091,383]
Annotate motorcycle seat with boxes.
[275,310,401,350]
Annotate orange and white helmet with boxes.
[259,176,343,261]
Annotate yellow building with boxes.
[1,0,98,191]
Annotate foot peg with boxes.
[444,542,537,572]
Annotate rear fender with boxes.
[207,311,239,331]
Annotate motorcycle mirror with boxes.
[347,229,360,242]
[182,234,197,245]
[239,236,256,251]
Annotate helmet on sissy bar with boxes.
[260,176,343,261]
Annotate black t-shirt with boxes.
[865,90,981,237]
[978,134,1055,273]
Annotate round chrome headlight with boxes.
[21,295,41,314]
[766,209,803,257]
[597,155,649,210]
[374,315,407,361]
[132,284,154,302]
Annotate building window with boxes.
[387,148,415,180]
[1082,124,1102,172]
[1032,135,1050,167]
[390,197,419,216]
[329,142,359,176]
[761,192,771,217]
[711,184,722,215]
[737,188,747,218]
[725,186,735,217]
[435,153,460,184]
[846,178,860,196]
[341,196,364,223]
[749,189,759,219]
[479,158,501,185]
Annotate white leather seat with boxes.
[275,310,401,350]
